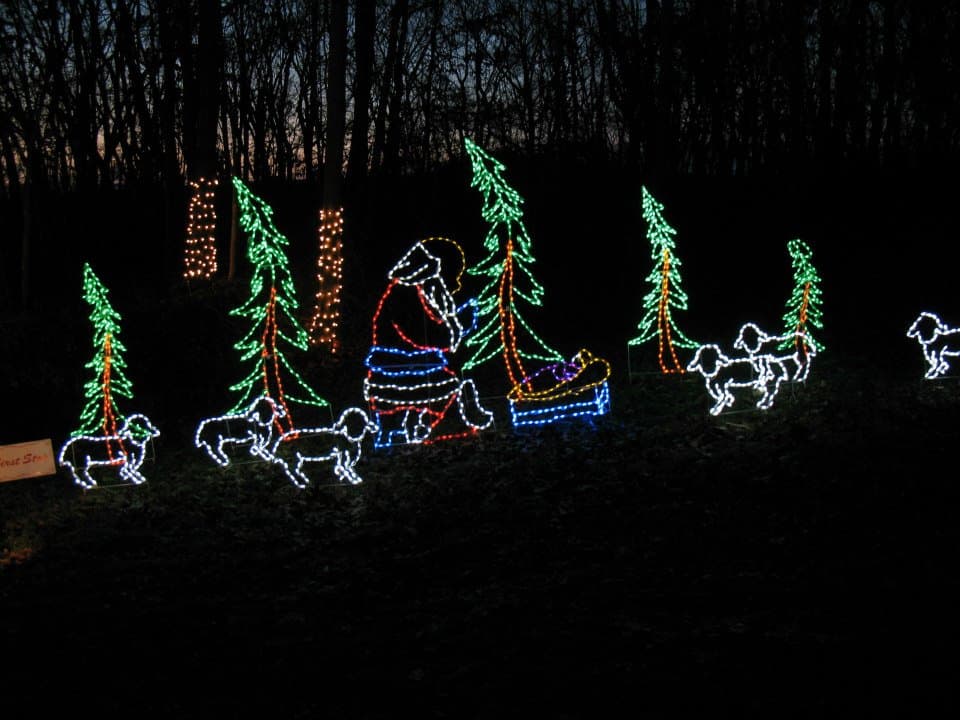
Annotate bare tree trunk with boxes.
[310,0,347,352]
[346,1,373,180]
[420,0,442,169]
[348,0,375,182]
[323,0,346,208]
[816,0,836,168]
[384,1,410,173]
[20,178,32,309]
[302,0,321,182]
[195,0,222,179]
[372,0,408,172]
[20,150,45,310]
[228,189,238,281]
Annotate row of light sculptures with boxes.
[63,140,956,490]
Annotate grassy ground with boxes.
[2,351,959,716]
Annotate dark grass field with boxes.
[2,346,959,716]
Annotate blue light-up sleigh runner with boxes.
[507,349,612,427]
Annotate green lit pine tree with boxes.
[628,186,698,374]
[462,138,562,388]
[74,263,135,444]
[780,238,824,354]
[229,177,328,433]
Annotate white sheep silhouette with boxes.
[195,397,284,467]
[733,322,817,383]
[687,344,790,416]
[58,414,160,489]
[907,312,960,379]
[268,407,377,487]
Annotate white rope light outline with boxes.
[58,414,160,489]
[365,239,494,448]
[267,407,377,487]
[907,311,960,379]
[689,323,817,415]
[194,396,285,467]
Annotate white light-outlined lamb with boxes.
[907,311,960,379]
[687,344,790,416]
[733,322,818,383]
[58,414,160,489]
[268,407,377,487]
[195,396,285,467]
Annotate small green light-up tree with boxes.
[74,263,135,445]
[780,238,824,354]
[628,186,698,374]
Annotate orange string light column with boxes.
[100,333,125,463]
[655,248,686,374]
[794,282,811,352]
[184,177,219,279]
[308,207,344,352]
[497,238,530,393]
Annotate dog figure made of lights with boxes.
[195,396,285,467]
[268,407,377,487]
[907,312,960,379]
[59,414,160,489]
[688,323,816,416]
[364,238,494,448]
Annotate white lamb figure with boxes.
[268,407,377,487]
[687,344,790,415]
[907,312,960,379]
[58,414,160,489]
[733,322,818,382]
[195,396,285,467]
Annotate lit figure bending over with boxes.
[364,238,494,447]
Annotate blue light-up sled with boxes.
[507,349,612,428]
[508,380,611,427]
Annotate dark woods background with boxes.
[1,0,960,439]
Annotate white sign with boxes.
[0,439,57,483]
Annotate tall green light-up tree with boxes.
[628,186,698,374]
[780,238,824,354]
[74,263,135,444]
[461,137,562,388]
[229,177,328,433]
